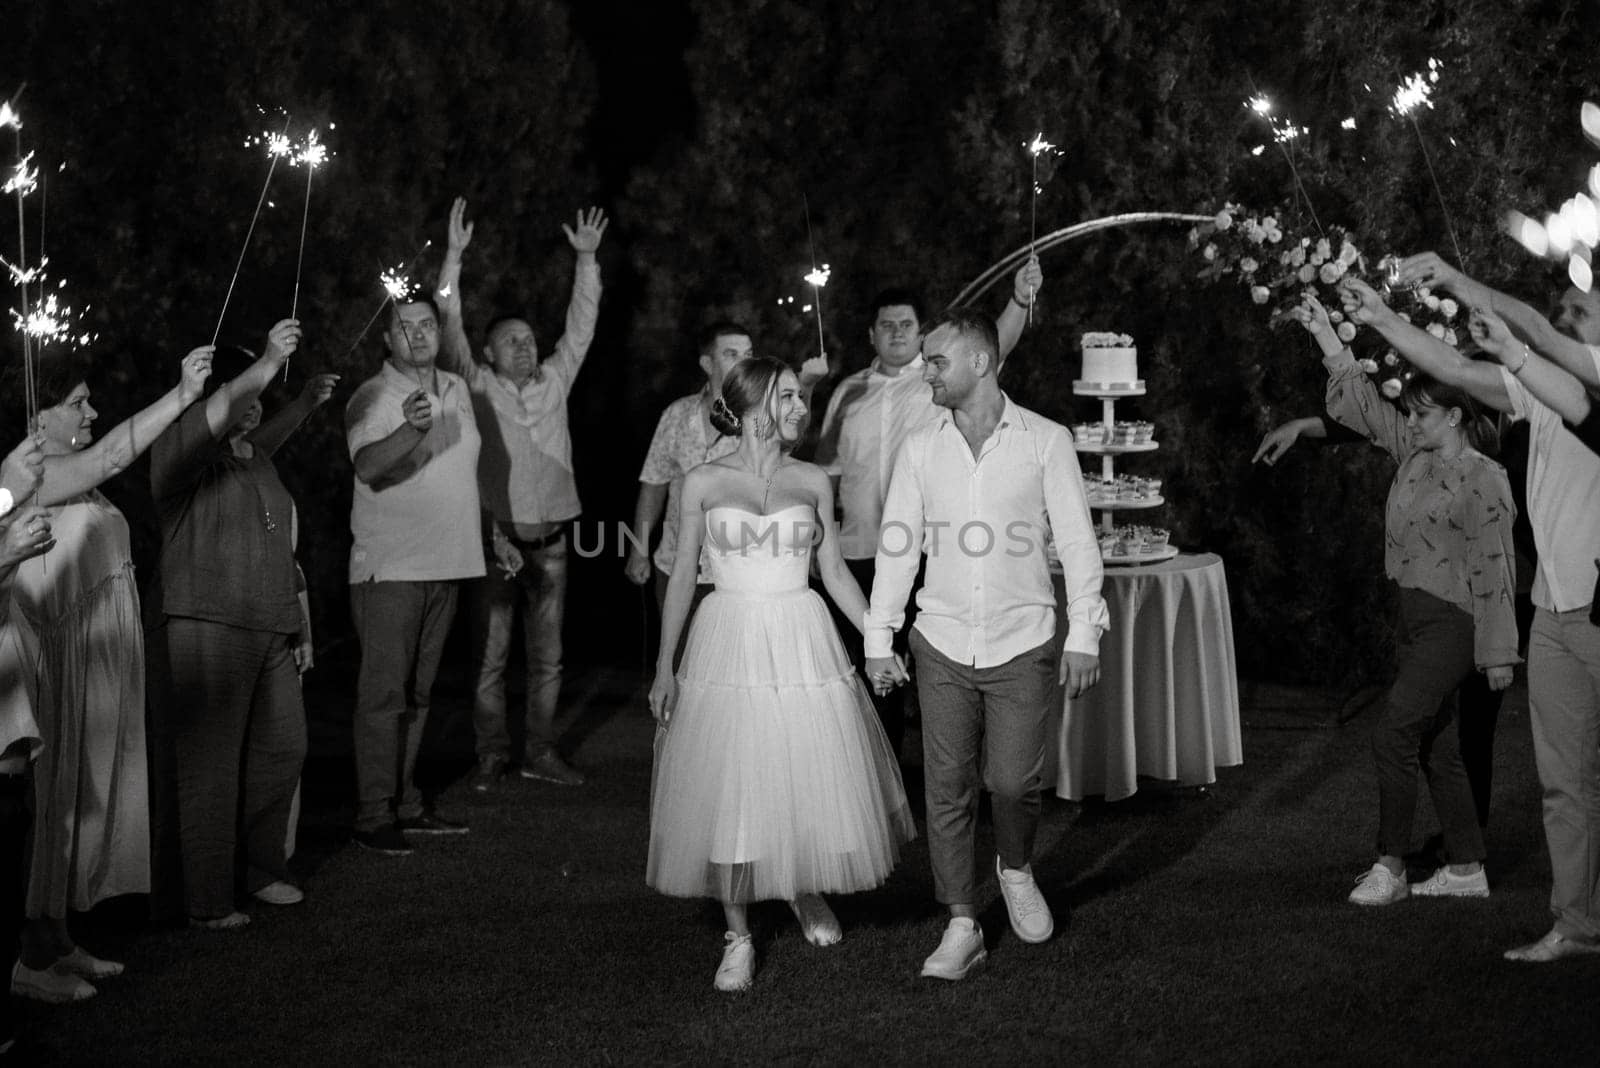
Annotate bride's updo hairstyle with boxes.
[711,355,791,440]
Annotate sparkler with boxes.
[801,194,828,358]
[343,241,432,359]
[1389,59,1464,268]
[215,112,293,346]
[1023,133,1061,322]
[289,128,327,321]
[1243,92,1323,237]
[5,90,39,425]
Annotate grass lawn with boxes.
[14,666,1600,1066]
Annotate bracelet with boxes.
[1011,292,1033,307]
[1508,344,1530,375]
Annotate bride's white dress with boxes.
[646,504,915,902]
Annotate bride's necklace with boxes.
[743,456,784,514]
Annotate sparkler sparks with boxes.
[1022,132,1065,321]
[9,278,95,349]
[288,126,332,334]
[4,152,37,197]
[1390,58,1441,117]
[381,265,417,303]
[0,102,19,130]
[215,111,294,345]
[803,265,831,289]
[1243,89,1323,236]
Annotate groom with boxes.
[865,309,1106,980]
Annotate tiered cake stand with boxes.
[1073,374,1179,566]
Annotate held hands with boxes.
[0,434,45,503]
[1013,255,1044,306]
[177,346,216,405]
[447,196,474,256]
[1252,419,1307,466]
[1468,307,1516,362]
[1485,665,1514,692]
[648,672,677,727]
[299,372,340,408]
[0,507,54,567]
[1060,650,1100,698]
[623,548,652,586]
[864,654,909,697]
[563,207,609,257]
[402,388,434,433]
[262,319,303,369]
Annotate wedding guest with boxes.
[865,309,1106,980]
[1295,292,1515,906]
[814,259,1042,760]
[1348,262,1600,962]
[436,198,605,791]
[145,328,335,928]
[624,321,751,625]
[8,345,211,1001]
[647,356,913,992]
[346,291,483,855]
[1,439,52,1041]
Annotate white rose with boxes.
[1215,210,1234,230]
[1424,294,1441,310]
[1319,262,1344,284]
[1383,351,1399,366]
[1359,357,1380,373]
[1263,219,1283,243]
[1380,378,1404,399]
[1329,309,1345,323]
[1439,298,1458,318]
[1339,241,1360,266]
[1245,220,1266,244]
[1426,322,1446,339]
[1337,321,1357,342]
[1315,238,1332,262]
[1289,246,1307,267]
[1203,243,1217,261]
[1444,328,1458,347]
[1240,257,1259,274]
[1250,285,1271,305]
[1298,264,1316,283]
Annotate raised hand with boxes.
[299,372,341,408]
[0,506,54,567]
[263,319,303,367]
[1013,254,1044,305]
[563,207,609,256]
[1338,277,1389,327]
[447,197,474,256]
[0,434,45,503]
[1397,251,1463,293]
[648,672,677,727]
[177,346,216,405]
[1290,292,1333,338]
[402,388,434,434]
[799,352,830,388]
[1468,307,1516,362]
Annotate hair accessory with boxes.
[711,394,742,432]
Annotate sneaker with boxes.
[996,857,1055,943]
[519,750,586,786]
[189,911,251,931]
[1503,928,1600,963]
[396,812,469,836]
[1348,863,1409,906]
[1410,866,1489,899]
[252,881,305,906]
[353,824,414,855]
[789,894,843,947]
[919,918,986,981]
[714,932,755,992]
[57,947,124,980]
[11,961,95,1003]
[471,755,507,793]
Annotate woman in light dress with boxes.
[7,344,212,1003]
[647,356,914,993]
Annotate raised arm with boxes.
[251,372,340,458]
[1401,251,1600,388]
[995,255,1042,370]
[202,319,302,439]
[1339,276,1511,413]
[435,196,474,376]
[546,207,608,388]
[1468,306,1591,425]
[351,388,434,486]
[38,347,212,507]
[1294,291,1410,460]
[647,466,709,727]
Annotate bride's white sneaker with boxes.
[789,893,843,947]
[714,932,755,992]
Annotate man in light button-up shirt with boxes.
[865,309,1106,979]
[437,199,606,791]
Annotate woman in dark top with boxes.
[145,320,337,928]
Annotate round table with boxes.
[1048,552,1243,801]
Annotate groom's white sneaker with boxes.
[996,857,1055,943]
[920,917,986,980]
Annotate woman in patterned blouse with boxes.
[1296,292,1518,908]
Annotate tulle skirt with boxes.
[647,587,915,903]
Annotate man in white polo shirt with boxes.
[815,258,1042,759]
[865,308,1106,980]
[346,294,484,855]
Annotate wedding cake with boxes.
[1075,332,1142,391]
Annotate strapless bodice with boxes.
[703,504,817,596]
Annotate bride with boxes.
[646,355,914,992]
